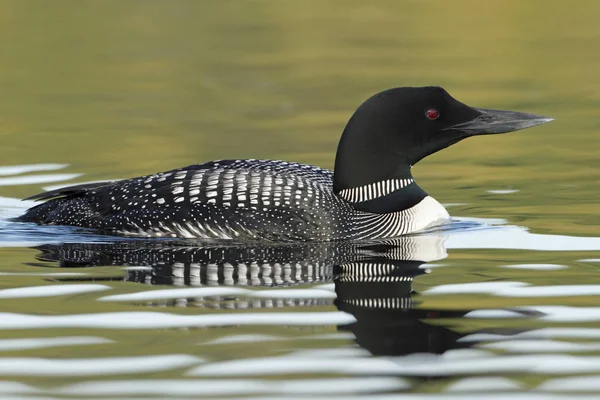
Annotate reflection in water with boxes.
[33,235,488,360]
[34,235,445,285]
[10,222,600,393]
[334,260,469,357]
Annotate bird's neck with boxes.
[334,168,427,214]
[332,103,426,213]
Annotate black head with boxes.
[333,86,553,192]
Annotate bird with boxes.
[14,86,553,242]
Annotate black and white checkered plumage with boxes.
[17,159,448,241]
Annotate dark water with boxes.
[1,1,600,398]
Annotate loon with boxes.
[15,87,553,241]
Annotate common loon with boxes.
[16,86,553,241]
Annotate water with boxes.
[0,1,599,398]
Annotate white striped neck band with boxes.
[336,178,414,203]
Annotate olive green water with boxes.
[0,1,599,398]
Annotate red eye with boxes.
[425,108,440,120]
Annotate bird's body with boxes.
[15,86,552,241]
[19,159,448,241]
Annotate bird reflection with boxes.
[33,235,477,356]
[334,259,469,356]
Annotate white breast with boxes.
[350,195,450,240]
[406,196,451,233]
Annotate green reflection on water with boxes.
[0,0,599,395]
[0,0,598,235]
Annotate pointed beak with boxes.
[445,108,554,135]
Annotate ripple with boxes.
[465,309,528,319]
[0,381,37,394]
[0,336,112,351]
[287,348,372,359]
[0,164,67,176]
[446,377,523,392]
[486,189,519,194]
[533,306,600,322]
[0,284,110,299]
[57,377,409,396]
[481,339,600,353]
[0,173,82,186]
[425,282,526,295]
[538,376,600,392]
[425,282,600,297]
[0,311,355,330]
[0,355,202,376]
[0,213,134,247]
[188,351,600,377]
[502,264,567,270]
[187,355,409,376]
[0,196,38,220]
[459,328,600,342]
[204,332,355,345]
[0,387,596,400]
[445,227,600,251]
[467,306,600,322]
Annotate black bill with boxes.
[446,107,554,135]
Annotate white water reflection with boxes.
[188,350,600,377]
[426,282,600,297]
[467,306,600,322]
[538,376,600,392]
[481,339,600,353]
[446,377,523,392]
[0,284,110,299]
[0,173,82,186]
[0,355,201,376]
[188,354,411,376]
[502,264,567,270]
[0,164,68,176]
[5,380,600,400]
[0,381,37,394]
[531,306,600,322]
[460,328,600,342]
[444,226,600,251]
[426,282,526,295]
[0,336,112,351]
[0,311,355,330]
[204,332,355,345]
[486,189,519,194]
[0,196,37,219]
[464,309,529,319]
[58,377,409,396]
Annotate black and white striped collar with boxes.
[336,178,414,203]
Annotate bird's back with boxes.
[16,159,352,241]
